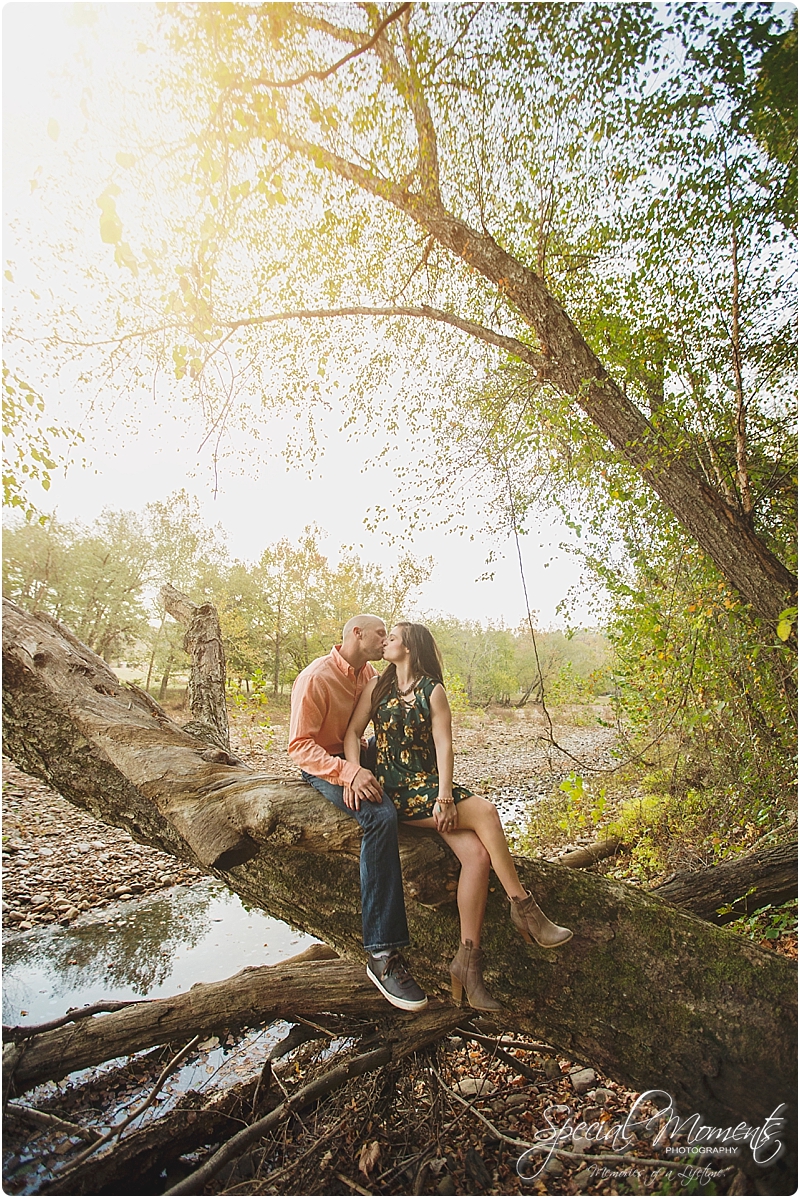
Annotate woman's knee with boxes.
[463,796,502,833]
[459,832,491,871]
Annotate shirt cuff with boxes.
[339,760,361,787]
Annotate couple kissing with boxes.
[288,615,572,1012]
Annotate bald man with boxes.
[289,615,427,1011]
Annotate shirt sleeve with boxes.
[288,673,360,787]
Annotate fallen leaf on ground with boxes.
[358,1139,381,1176]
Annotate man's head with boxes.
[341,614,387,665]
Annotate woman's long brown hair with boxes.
[369,622,444,721]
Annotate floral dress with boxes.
[373,675,473,820]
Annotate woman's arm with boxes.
[343,678,377,765]
[342,678,380,810]
[430,683,458,832]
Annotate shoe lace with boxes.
[383,951,411,981]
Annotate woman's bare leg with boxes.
[409,798,526,901]
[438,828,490,945]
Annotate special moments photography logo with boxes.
[516,1089,788,1183]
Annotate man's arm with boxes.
[288,674,360,787]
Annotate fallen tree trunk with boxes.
[42,1074,278,1196]
[653,838,798,924]
[557,837,624,868]
[5,956,399,1095]
[2,599,796,1183]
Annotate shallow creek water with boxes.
[3,878,319,1028]
[3,879,324,1192]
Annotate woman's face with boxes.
[383,626,410,663]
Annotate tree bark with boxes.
[653,839,798,924]
[161,584,231,752]
[2,600,796,1173]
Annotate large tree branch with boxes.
[219,304,544,367]
[51,305,545,371]
[269,128,798,623]
[367,5,441,200]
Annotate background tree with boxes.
[3,509,151,661]
[142,490,228,692]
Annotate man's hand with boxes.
[347,766,383,810]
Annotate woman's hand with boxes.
[434,797,458,833]
[343,679,379,808]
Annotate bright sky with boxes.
[3,2,600,629]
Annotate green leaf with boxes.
[776,606,797,641]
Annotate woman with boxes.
[344,622,572,1011]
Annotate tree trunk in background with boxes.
[158,654,172,702]
[653,838,798,923]
[2,599,796,1188]
[161,584,230,752]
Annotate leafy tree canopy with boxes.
[6,2,797,626]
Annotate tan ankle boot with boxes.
[449,940,503,1011]
[510,892,573,948]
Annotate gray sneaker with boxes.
[366,951,428,1011]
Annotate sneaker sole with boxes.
[366,963,429,1011]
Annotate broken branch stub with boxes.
[160,583,231,752]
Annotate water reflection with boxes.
[3,880,318,1026]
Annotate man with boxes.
[288,614,428,1011]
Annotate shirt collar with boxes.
[330,644,365,681]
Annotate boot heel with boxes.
[450,973,464,1004]
[515,926,535,945]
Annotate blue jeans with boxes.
[301,744,409,953]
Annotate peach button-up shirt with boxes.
[288,645,377,786]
